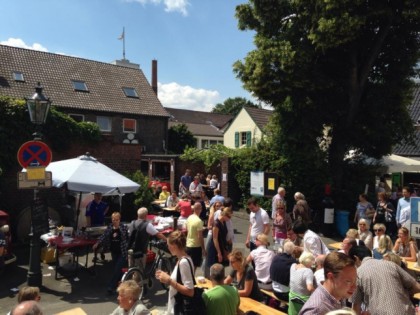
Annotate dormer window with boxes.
[123,87,138,98]
[13,71,24,82]
[72,80,89,92]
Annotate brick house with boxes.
[0,44,171,233]
[0,44,170,173]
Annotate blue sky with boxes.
[0,0,256,111]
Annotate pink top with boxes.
[178,199,192,218]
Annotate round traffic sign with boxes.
[17,140,52,168]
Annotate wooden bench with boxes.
[239,297,287,315]
[260,289,288,305]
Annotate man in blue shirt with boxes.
[179,169,192,195]
[86,193,109,227]
[396,186,411,228]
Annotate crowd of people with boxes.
[7,174,420,315]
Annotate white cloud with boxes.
[125,0,190,16]
[0,38,48,52]
[158,82,220,111]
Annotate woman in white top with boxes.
[156,231,194,315]
[357,219,373,250]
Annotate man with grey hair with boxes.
[128,207,166,268]
[203,263,239,315]
[272,187,286,219]
[270,241,297,303]
[11,300,43,315]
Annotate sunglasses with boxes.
[374,229,383,232]
[359,224,366,226]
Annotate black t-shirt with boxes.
[110,228,121,255]
[270,253,297,286]
[230,265,263,302]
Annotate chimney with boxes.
[151,59,158,95]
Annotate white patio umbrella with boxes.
[45,153,140,228]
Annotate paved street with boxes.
[1,210,338,314]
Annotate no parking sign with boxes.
[17,140,52,168]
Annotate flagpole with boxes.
[123,27,126,60]
[122,27,126,60]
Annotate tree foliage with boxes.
[234,0,420,197]
[168,123,197,154]
[0,96,101,172]
[128,170,155,210]
[211,97,261,116]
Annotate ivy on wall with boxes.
[0,96,101,172]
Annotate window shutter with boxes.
[235,132,239,148]
[246,131,252,147]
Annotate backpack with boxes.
[129,220,149,255]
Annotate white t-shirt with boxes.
[314,268,325,287]
[250,208,270,241]
[167,257,194,315]
[250,246,275,283]
[303,229,330,257]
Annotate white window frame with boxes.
[72,80,89,91]
[97,116,112,132]
[13,71,25,81]
[123,118,136,133]
[122,87,139,98]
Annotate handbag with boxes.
[174,258,207,315]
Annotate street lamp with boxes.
[26,82,51,125]
[25,82,52,287]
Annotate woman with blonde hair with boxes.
[393,227,418,262]
[288,251,315,315]
[93,212,129,295]
[224,249,263,302]
[273,200,292,247]
[156,231,195,315]
[372,235,392,259]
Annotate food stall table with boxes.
[46,235,97,280]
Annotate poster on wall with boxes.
[250,171,264,196]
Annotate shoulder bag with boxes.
[174,258,207,315]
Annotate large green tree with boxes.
[234,0,420,194]
[168,123,197,154]
[211,97,261,116]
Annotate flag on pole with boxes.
[118,28,125,40]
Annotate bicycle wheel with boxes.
[121,268,145,299]
[159,258,173,291]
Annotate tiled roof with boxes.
[243,106,273,130]
[393,85,420,156]
[168,121,223,137]
[0,44,169,117]
[165,107,233,129]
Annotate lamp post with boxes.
[25,82,51,286]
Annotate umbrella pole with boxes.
[75,192,82,230]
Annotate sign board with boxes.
[250,171,264,196]
[410,197,420,238]
[250,171,280,197]
[31,198,49,236]
[18,171,52,189]
[17,140,52,168]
